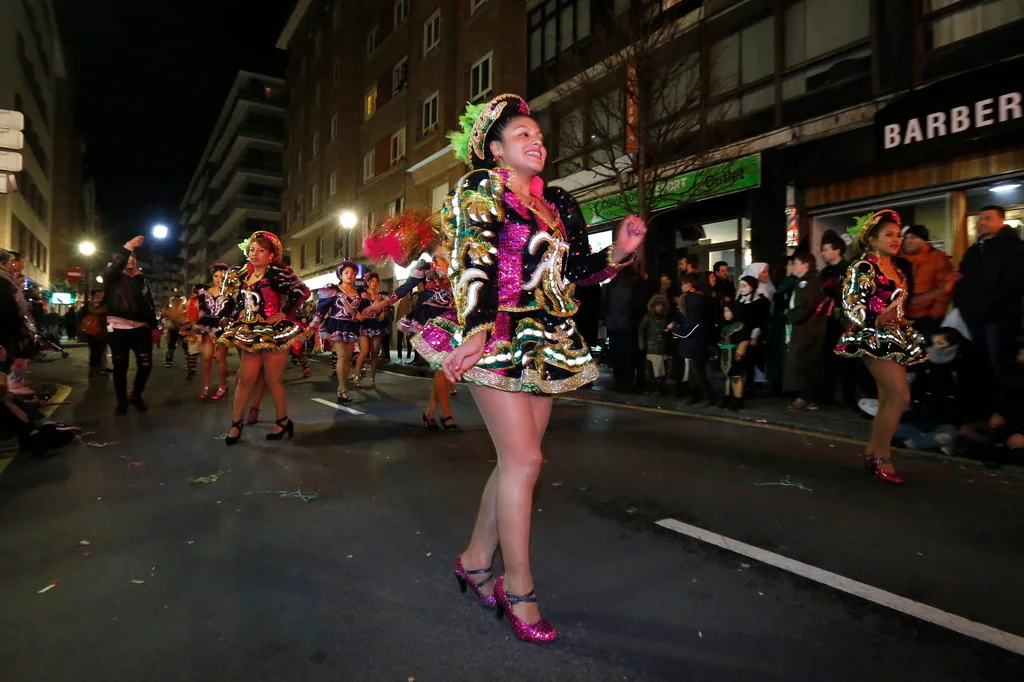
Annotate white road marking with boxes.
[312,398,366,416]
[656,518,1024,656]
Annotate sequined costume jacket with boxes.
[193,286,227,335]
[314,284,364,343]
[412,167,631,394]
[217,262,311,352]
[834,253,927,366]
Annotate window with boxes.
[529,0,591,71]
[394,0,410,27]
[328,171,337,197]
[367,25,379,57]
[709,16,775,118]
[391,127,407,164]
[300,243,308,270]
[424,10,441,55]
[365,85,378,119]
[393,57,409,95]
[422,92,439,135]
[363,211,375,242]
[363,150,376,183]
[471,0,488,13]
[390,196,406,215]
[312,132,320,157]
[784,0,868,67]
[924,0,1024,50]
[330,113,339,140]
[310,184,319,211]
[431,183,449,211]
[470,52,493,102]
[334,233,344,258]
[315,235,324,264]
[332,59,339,85]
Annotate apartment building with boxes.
[178,71,287,288]
[528,0,1024,276]
[0,0,70,290]
[276,0,527,292]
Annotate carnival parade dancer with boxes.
[354,272,388,389]
[183,286,202,380]
[194,263,232,400]
[313,261,363,403]
[218,231,310,444]
[381,94,645,642]
[835,210,927,484]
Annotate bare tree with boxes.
[554,2,736,243]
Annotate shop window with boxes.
[924,0,1024,50]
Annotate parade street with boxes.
[1,349,1022,682]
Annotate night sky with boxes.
[59,0,292,248]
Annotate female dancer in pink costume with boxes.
[409,95,645,642]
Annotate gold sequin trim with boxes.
[608,247,634,269]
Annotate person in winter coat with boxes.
[820,230,857,407]
[719,300,751,410]
[951,205,1024,381]
[668,274,713,405]
[104,236,158,414]
[767,256,797,394]
[785,253,828,412]
[638,293,670,394]
[736,275,770,388]
[901,224,953,339]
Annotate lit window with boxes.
[394,0,410,28]
[424,10,441,55]
[391,127,407,164]
[367,25,379,58]
[330,113,339,140]
[328,172,337,197]
[363,150,376,183]
[422,92,439,135]
[312,132,320,157]
[470,52,493,102]
[365,85,378,119]
[393,57,409,95]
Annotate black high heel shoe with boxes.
[266,417,294,441]
[225,420,244,446]
[441,416,458,431]
[422,412,440,431]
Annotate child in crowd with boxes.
[638,294,670,395]
[719,301,751,410]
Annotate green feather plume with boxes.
[447,102,487,164]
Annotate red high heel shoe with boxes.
[199,386,211,400]
[872,457,904,485]
[493,576,558,643]
[211,384,229,401]
[453,556,496,610]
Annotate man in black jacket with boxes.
[953,205,1024,383]
[104,236,158,414]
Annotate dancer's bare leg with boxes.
[229,352,263,438]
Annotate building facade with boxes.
[526,0,1024,278]
[276,0,527,292]
[178,71,287,289]
[0,0,71,291]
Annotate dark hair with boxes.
[793,252,816,269]
[251,234,279,259]
[210,263,230,274]
[866,210,902,243]
[904,224,930,241]
[683,254,702,270]
[820,229,847,255]
[934,327,965,346]
[980,205,1006,219]
[740,275,759,291]
[713,261,728,272]
[365,271,380,283]
[336,260,358,279]
[89,288,102,297]
[478,111,536,171]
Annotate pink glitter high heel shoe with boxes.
[872,457,904,485]
[453,556,496,610]
[494,576,558,643]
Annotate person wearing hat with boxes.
[313,260,364,403]
[900,224,953,340]
[835,210,927,484]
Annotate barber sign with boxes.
[875,57,1024,157]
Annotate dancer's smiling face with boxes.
[490,116,546,176]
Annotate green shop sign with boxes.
[579,153,762,226]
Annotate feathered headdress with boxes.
[362,209,441,267]
[447,94,531,165]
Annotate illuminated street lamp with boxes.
[339,211,357,229]
[95,275,104,284]
[152,224,169,239]
[79,241,96,256]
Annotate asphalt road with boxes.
[1,348,1022,681]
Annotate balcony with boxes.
[238,82,287,109]
[188,200,207,225]
[208,194,281,242]
[187,226,207,244]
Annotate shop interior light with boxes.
[990,183,1021,193]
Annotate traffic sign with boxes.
[0,150,23,173]
[0,109,25,131]
[66,266,85,281]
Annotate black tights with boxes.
[87,337,106,368]
[109,327,153,403]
